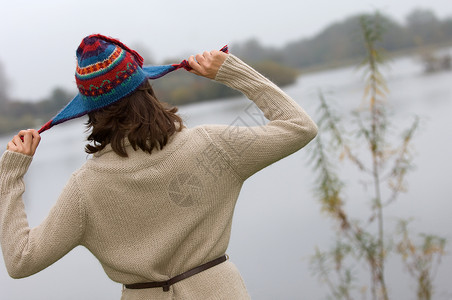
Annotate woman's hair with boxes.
[85,80,184,157]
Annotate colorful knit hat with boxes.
[37,34,228,134]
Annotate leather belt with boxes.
[124,254,228,292]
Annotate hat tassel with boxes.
[172,45,229,71]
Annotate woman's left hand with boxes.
[188,50,228,79]
[7,129,41,156]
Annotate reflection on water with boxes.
[1,51,451,299]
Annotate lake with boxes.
[1,51,451,299]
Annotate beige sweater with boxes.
[0,55,317,299]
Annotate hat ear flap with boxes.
[142,65,177,79]
[38,94,87,134]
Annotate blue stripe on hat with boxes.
[78,44,117,67]
[77,49,126,80]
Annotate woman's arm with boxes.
[190,52,318,180]
[0,130,85,278]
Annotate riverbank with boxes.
[299,41,452,74]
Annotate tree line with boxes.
[1,8,451,136]
[233,8,452,69]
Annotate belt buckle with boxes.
[162,281,170,292]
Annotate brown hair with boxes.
[85,80,184,157]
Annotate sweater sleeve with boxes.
[203,54,318,180]
[0,150,85,279]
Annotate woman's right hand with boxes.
[188,50,228,79]
[7,129,41,157]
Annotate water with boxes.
[0,52,451,299]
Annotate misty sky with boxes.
[1,0,451,101]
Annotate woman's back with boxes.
[78,127,242,284]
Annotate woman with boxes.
[0,34,317,299]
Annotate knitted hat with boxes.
[37,34,228,134]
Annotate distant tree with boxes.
[232,38,264,60]
[406,8,439,27]
[131,42,155,65]
[0,86,75,136]
[283,13,403,69]
[441,17,452,38]
[252,61,299,86]
[35,87,75,120]
[378,16,412,51]
[0,61,10,108]
[232,39,284,64]
[406,9,443,45]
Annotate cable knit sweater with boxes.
[0,55,317,300]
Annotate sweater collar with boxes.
[93,127,188,159]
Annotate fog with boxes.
[0,0,451,100]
